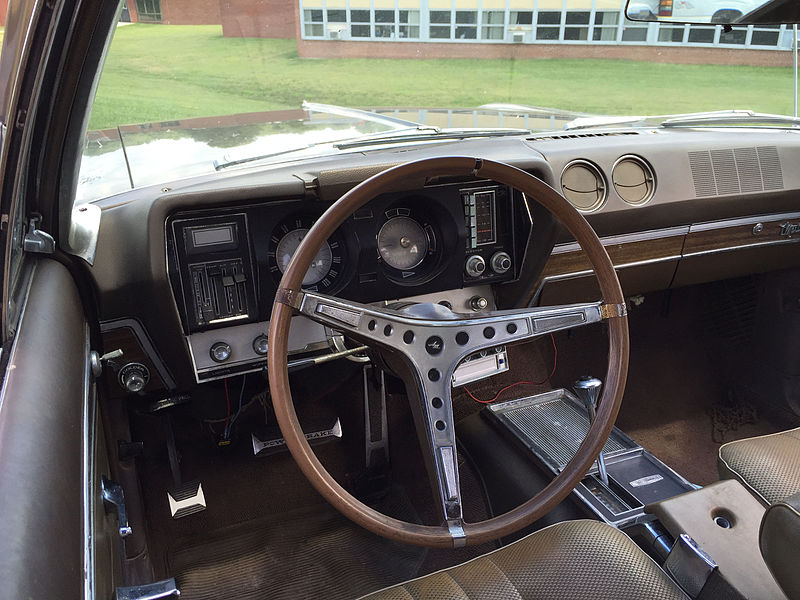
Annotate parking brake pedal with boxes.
[164,414,206,519]
[252,418,342,457]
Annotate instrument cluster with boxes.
[166,180,529,380]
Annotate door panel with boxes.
[0,258,93,598]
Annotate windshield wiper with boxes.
[564,110,800,131]
[333,128,530,150]
[660,110,800,128]
[213,125,432,171]
[301,101,433,130]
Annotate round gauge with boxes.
[276,228,331,286]
[377,216,430,271]
[268,215,344,292]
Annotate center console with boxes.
[484,387,695,527]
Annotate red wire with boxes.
[224,378,231,431]
[465,334,558,404]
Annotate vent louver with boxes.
[688,146,783,197]
[530,131,640,142]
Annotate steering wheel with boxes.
[268,157,629,548]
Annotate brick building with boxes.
[124,0,795,66]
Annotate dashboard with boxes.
[165,180,530,381]
[88,127,800,398]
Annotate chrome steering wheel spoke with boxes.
[282,287,621,542]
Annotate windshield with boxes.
[77,1,796,203]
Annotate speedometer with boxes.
[377,216,429,271]
[268,215,344,292]
[276,228,332,286]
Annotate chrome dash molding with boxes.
[534,211,800,303]
[552,225,689,255]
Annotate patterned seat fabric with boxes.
[359,520,688,600]
[718,427,800,505]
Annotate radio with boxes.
[171,213,257,332]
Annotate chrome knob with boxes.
[572,376,602,409]
[119,363,150,394]
[469,295,489,311]
[252,334,269,356]
[210,342,232,363]
[490,251,512,274]
[465,255,486,278]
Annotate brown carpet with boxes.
[550,286,792,485]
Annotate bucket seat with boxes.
[359,520,688,600]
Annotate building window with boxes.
[351,9,371,37]
[621,17,648,41]
[430,10,452,39]
[592,11,619,41]
[751,25,780,46]
[399,11,420,38]
[375,10,395,38]
[510,11,533,25]
[719,28,746,44]
[536,11,561,40]
[687,26,715,43]
[455,11,477,39]
[658,25,685,42]
[327,9,345,23]
[303,8,324,37]
[482,11,505,40]
[564,11,590,40]
[135,0,162,23]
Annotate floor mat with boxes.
[169,493,426,600]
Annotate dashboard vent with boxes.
[688,146,783,197]
[530,131,640,142]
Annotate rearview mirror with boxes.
[625,0,800,25]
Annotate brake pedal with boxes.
[167,481,206,519]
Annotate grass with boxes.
[90,23,796,130]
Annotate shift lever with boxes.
[572,376,610,486]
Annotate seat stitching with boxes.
[484,554,524,600]
[444,571,470,600]
[718,452,782,505]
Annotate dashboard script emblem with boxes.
[780,222,800,237]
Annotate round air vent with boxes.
[612,155,655,205]
[560,160,607,212]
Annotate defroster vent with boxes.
[689,146,783,197]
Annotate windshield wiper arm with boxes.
[302,101,433,130]
[213,125,433,171]
[661,110,800,128]
[333,128,530,150]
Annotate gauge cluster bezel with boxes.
[166,180,527,334]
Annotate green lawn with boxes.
[90,24,796,130]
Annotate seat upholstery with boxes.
[718,427,800,505]
[760,490,800,600]
[358,520,688,600]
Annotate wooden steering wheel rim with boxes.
[268,156,629,548]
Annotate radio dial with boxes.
[490,251,512,274]
[465,255,486,278]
